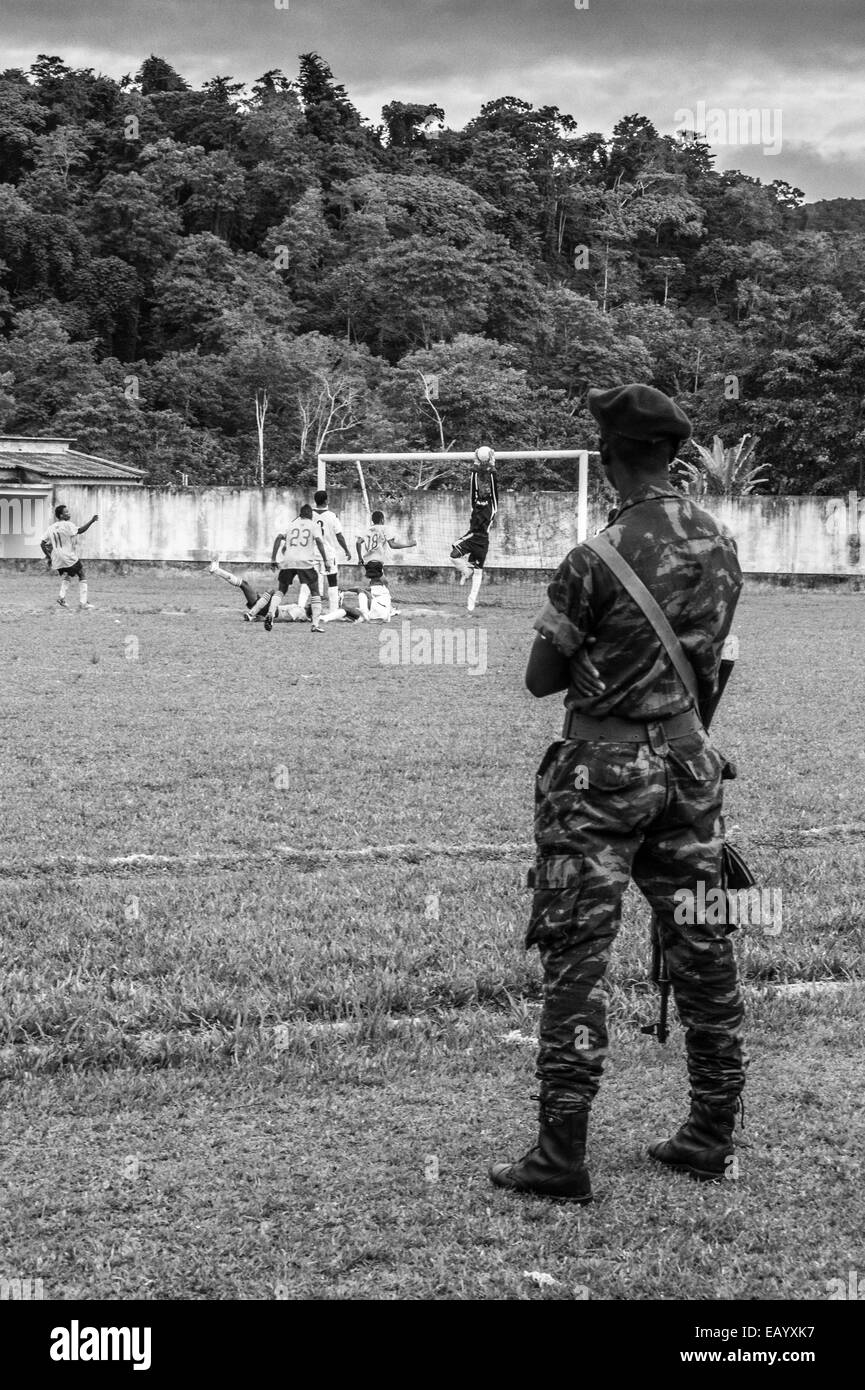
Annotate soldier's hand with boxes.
[570,638,605,700]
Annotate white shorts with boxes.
[278,603,309,622]
[314,554,339,579]
[368,595,392,622]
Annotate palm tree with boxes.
[679,433,770,498]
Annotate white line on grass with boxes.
[0,842,535,879]
[799,823,865,836]
[2,824,863,879]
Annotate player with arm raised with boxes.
[265,503,328,633]
[450,446,498,612]
[312,489,353,614]
[356,510,416,579]
[40,503,98,610]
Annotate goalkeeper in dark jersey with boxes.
[450,445,499,612]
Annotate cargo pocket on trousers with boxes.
[667,730,725,783]
[525,853,583,950]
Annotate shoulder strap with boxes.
[584,533,700,707]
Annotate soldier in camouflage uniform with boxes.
[490,383,746,1203]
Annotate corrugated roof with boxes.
[0,448,145,482]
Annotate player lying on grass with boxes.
[356,510,416,578]
[312,489,353,613]
[319,575,396,624]
[40,504,98,610]
[450,447,498,613]
[208,560,310,621]
[265,503,328,633]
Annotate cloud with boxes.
[716,141,865,202]
[3,0,864,199]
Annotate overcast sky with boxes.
[5,0,864,201]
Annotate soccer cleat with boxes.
[243,612,254,621]
[79,602,95,610]
[311,623,324,634]
[209,557,220,573]
[264,613,273,632]
[57,597,68,608]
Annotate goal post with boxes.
[317,449,591,541]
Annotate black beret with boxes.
[587,383,692,443]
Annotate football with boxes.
[473,445,496,472]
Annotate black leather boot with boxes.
[489,1100,593,1203]
[648,1097,740,1180]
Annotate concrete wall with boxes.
[3,484,865,575]
[0,488,53,558]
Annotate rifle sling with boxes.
[583,533,701,711]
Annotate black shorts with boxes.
[363,561,385,582]
[57,561,84,579]
[277,567,319,597]
[451,534,489,568]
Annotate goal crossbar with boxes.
[318,451,594,461]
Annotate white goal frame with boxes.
[317,450,592,541]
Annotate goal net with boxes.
[317,449,597,609]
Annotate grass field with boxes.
[1,566,864,1301]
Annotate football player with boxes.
[359,561,397,619]
[40,503,98,610]
[312,489,353,613]
[320,575,395,624]
[356,510,416,578]
[208,560,309,621]
[265,504,329,633]
[450,446,498,612]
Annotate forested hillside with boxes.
[1,52,863,492]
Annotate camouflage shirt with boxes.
[533,483,743,719]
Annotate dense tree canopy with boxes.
[0,51,861,491]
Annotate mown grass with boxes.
[0,856,861,1075]
[2,993,863,1301]
[0,569,863,1300]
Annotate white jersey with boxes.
[277,516,320,571]
[42,519,79,570]
[313,507,344,566]
[358,525,393,567]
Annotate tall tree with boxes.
[135,56,189,95]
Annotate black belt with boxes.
[562,707,702,742]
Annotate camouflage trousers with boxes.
[527,729,746,1110]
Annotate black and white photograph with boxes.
[0,0,863,1347]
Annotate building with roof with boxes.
[0,436,144,487]
[0,436,143,559]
